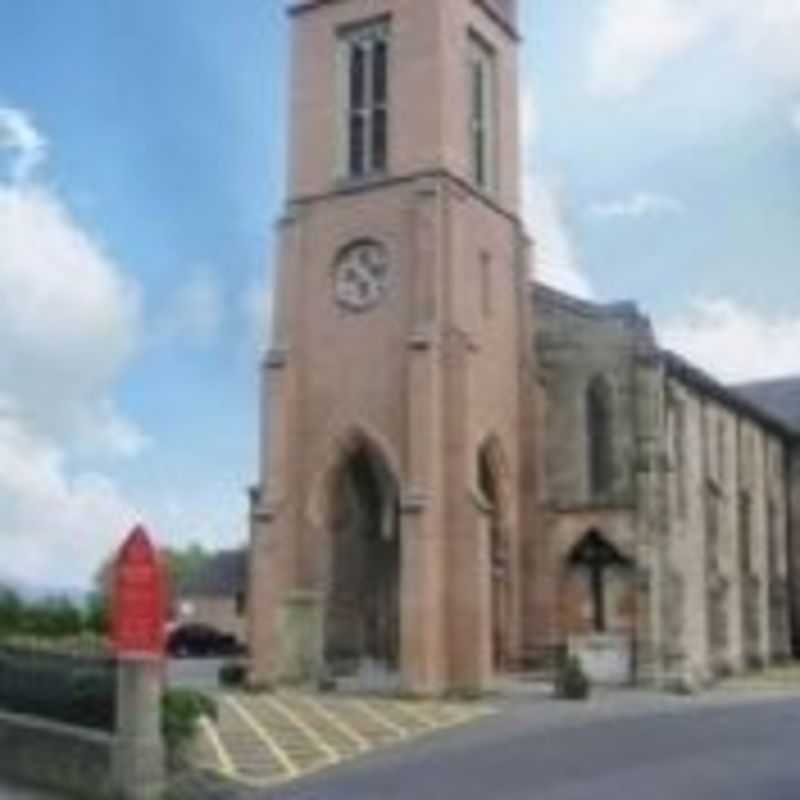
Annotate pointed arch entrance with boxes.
[566,529,634,637]
[478,436,511,673]
[323,430,401,678]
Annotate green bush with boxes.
[0,589,22,636]
[84,592,108,636]
[0,589,110,643]
[162,689,217,764]
[554,655,591,700]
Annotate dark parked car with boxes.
[167,624,245,658]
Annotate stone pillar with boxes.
[633,353,669,687]
[443,332,492,695]
[399,176,445,696]
[248,210,302,688]
[278,591,324,682]
[400,494,444,695]
[247,494,278,688]
[401,343,446,695]
[113,658,165,800]
[516,231,551,659]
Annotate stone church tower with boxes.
[249,0,540,695]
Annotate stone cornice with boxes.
[400,491,429,514]
[290,0,522,42]
[287,167,525,230]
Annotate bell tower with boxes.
[249,0,538,695]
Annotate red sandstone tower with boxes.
[249,0,540,695]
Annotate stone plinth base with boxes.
[278,591,324,683]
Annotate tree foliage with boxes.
[0,542,214,642]
[162,544,211,594]
[94,543,212,598]
[0,587,23,634]
[0,590,87,639]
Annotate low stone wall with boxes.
[0,709,116,799]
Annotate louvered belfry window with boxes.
[342,21,390,179]
[468,32,497,191]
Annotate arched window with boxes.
[587,375,614,496]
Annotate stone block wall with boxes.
[0,710,115,799]
[535,286,655,511]
[533,284,795,689]
[533,286,657,681]
[660,367,793,684]
[788,446,800,655]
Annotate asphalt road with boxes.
[262,695,800,800]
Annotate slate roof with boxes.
[734,376,800,433]
[663,351,799,439]
[179,549,247,598]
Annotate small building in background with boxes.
[174,549,247,644]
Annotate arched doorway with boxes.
[567,530,632,634]
[324,434,400,679]
[478,439,510,673]
[565,530,635,685]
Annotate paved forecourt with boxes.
[189,691,495,789]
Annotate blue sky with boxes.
[0,0,798,589]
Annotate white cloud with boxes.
[659,297,800,382]
[727,0,800,83]
[526,179,592,297]
[0,107,47,182]
[590,0,709,97]
[521,86,593,298]
[590,192,685,220]
[0,184,144,454]
[158,270,223,346]
[0,106,152,588]
[590,0,800,97]
[0,415,139,587]
[77,399,151,459]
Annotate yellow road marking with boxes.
[200,715,236,777]
[393,702,438,729]
[298,695,372,753]
[268,695,341,765]
[198,765,286,791]
[451,704,495,727]
[225,696,299,779]
[356,700,408,738]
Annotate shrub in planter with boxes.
[219,661,247,688]
[554,655,590,700]
[162,689,217,767]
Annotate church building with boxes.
[535,286,799,689]
[247,0,800,694]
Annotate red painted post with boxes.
[111,525,167,658]
[110,525,167,800]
